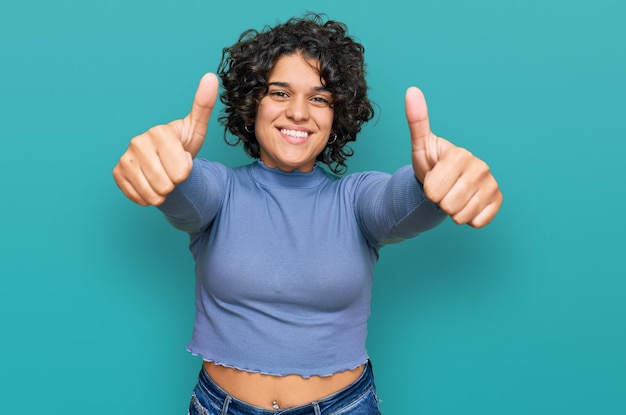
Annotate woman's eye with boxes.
[311,96,331,106]
[269,91,289,99]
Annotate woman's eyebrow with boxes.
[268,81,290,88]
[268,81,329,92]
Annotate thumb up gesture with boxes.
[113,73,219,206]
[406,87,502,228]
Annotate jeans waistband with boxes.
[196,361,374,415]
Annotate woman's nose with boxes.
[285,96,310,121]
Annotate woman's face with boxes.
[255,53,334,173]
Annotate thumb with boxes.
[180,73,219,157]
[405,86,439,180]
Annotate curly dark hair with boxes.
[217,13,375,174]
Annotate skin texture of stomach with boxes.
[203,361,365,410]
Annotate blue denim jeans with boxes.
[188,361,381,415]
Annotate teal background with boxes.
[1,0,625,413]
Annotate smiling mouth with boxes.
[280,128,310,139]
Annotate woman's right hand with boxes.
[112,73,218,206]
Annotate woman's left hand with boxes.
[405,87,503,228]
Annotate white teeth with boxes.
[280,129,309,139]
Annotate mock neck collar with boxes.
[250,159,328,188]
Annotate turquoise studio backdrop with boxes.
[1,0,624,413]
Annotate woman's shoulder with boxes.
[194,158,249,178]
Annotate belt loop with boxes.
[313,401,321,415]
[220,395,232,415]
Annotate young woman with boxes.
[113,14,502,415]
